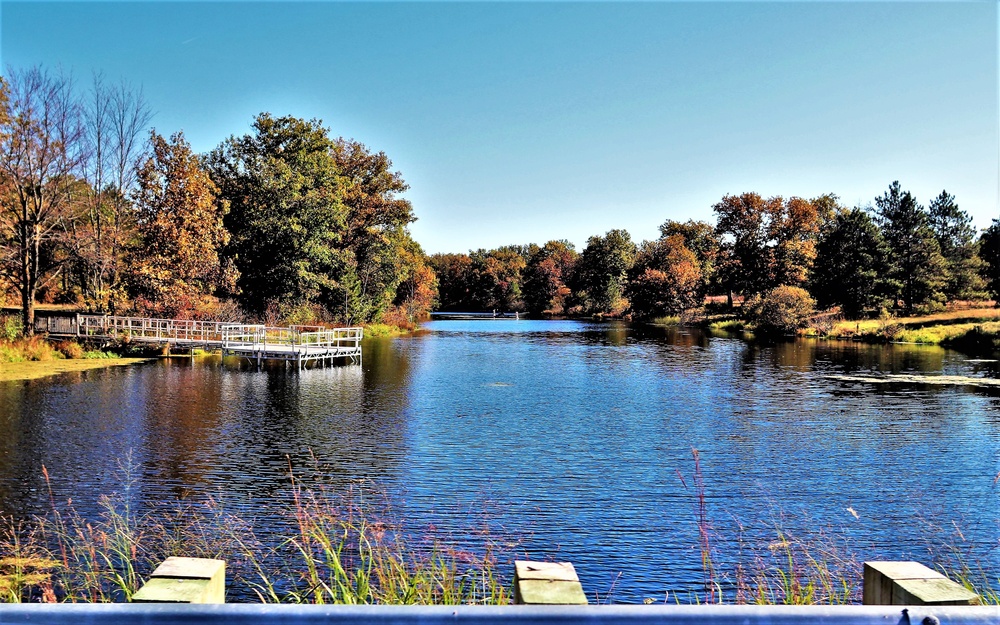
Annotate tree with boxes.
[0,67,86,334]
[770,196,820,289]
[522,240,577,315]
[334,138,418,322]
[127,131,231,316]
[429,253,473,311]
[206,113,349,319]
[68,74,151,312]
[573,229,636,315]
[811,208,893,318]
[626,234,703,319]
[928,190,985,300]
[713,193,822,304]
[874,181,948,312]
[658,219,718,290]
[391,238,437,322]
[467,246,527,312]
[744,285,815,334]
[713,193,780,301]
[979,220,1000,302]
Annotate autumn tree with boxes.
[928,190,985,301]
[874,181,948,312]
[658,219,718,290]
[127,131,231,316]
[206,114,349,319]
[626,234,703,319]
[68,74,151,312]
[0,67,86,333]
[467,246,527,312]
[713,193,822,305]
[522,240,578,315]
[573,229,636,315]
[811,208,893,318]
[391,238,437,322]
[712,193,780,301]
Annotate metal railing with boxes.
[0,604,995,625]
[78,315,229,343]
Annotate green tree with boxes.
[429,253,473,311]
[573,229,636,315]
[206,113,349,319]
[127,131,231,316]
[928,190,985,300]
[626,234,703,319]
[811,208,892,318]
[874,181,948,312]
[334,138,418,322]
[979,220,1000,302]
[712,193,780,300]
[522,240,578,315]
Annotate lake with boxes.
[1,319,998,603]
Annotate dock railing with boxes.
[78,315,228,344]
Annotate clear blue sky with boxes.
[3,1,998,255]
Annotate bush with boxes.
[744,286,816,334]
[55,341,84,359]
[0,316,23,342]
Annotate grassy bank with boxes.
[825,308,1000,347]
[0,334,150,383]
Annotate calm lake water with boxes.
[1,319,999,602]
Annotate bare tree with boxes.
[68,72,152,311]
[0,66,86,333]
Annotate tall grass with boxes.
[0,462,510,604]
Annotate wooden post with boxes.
[863,561,979,605]
[514,560,588,605]
[132,556,225,604]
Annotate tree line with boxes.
[432,184,1000,327]
[0,66,436,333]
[4,65,1000,335]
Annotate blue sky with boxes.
[2,2,998,255]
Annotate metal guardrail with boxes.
[0,604,996,625]
[78,315,229,343]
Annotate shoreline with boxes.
[0,357,154,383]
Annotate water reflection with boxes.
[0,321,997,603]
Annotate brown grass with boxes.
[0,358,152,383]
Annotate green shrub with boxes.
[0,316,23,342]
[744,286,816,334]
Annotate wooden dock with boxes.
[42,314,362,368]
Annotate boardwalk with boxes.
[43,314,362,367]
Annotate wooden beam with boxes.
[132,556,225,604]
[863,561,979,605]
[514,561,588,605]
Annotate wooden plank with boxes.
[132,556,225,604]
[514,561,588,605]
[863,561,978,606]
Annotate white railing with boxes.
[78,315,229,343]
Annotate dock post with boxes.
[132,556,225,604]
[863,561,979,605]
[514,561,588,605]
